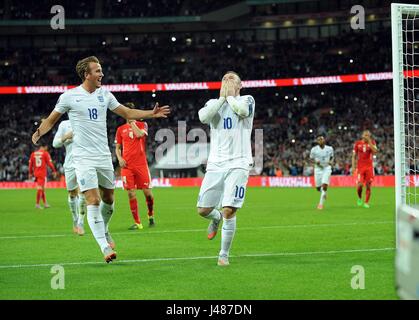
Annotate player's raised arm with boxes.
[198,82,227,124]
[225,80,253,118]
[32,110,63,145]
[129,120,147,138]
[112,102,170,120]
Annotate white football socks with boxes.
[100,201,114,233]
[220,216,236,258]
[320,188,327,205]
[86,204,108,252]
[68,195,78,224]
[78,193,86,226]
[204,208,222,221]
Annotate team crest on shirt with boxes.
[80,179,85,185]
[97,95,104,103]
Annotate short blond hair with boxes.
[76,56,100,81]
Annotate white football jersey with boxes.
[53,120,74,170]
[54,85,120,167]
[205,95,255,171]
[309,145,334,170]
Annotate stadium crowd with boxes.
[0,27,391,86]
[0,82,395,181]
[0,0,241,20]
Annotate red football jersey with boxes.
[353,139,377,169]
[115,121,148,167]
[29,149,56,177]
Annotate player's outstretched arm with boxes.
[113,103,170,120]
[32,110,63,145]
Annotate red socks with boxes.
[366,188,371,204]
[129,198,141,224]
[41,190,46,204]
[36,190,42,205]
[146,196,154,217]
[357,185,363,199]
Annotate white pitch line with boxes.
[0,221,393,240]
[0,247,395,269]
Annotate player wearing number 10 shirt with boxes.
[197,71,255,266]
[31,56,170,263]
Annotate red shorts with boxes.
[121,166,151,190]
[356,167,374,185]
[35,176,46,188]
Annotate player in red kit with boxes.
[115,102,155,229]
[351,130,379,208]
[28,144,57,209]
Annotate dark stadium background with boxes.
[0,0,398,181]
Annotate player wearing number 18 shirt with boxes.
[29,145,57,209]
[197,71,255,266]
[31,56,170,263]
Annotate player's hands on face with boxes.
[226,79,236,97]
[220,81,227,98]
[119,158,127,168]
[152,102,170,118]
[128,119,136,125]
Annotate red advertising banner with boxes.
[0,176,396,189]
[0,70,412,95]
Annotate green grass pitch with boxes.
[0,187,397,299]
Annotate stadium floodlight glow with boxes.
[392,3,419,300]
[338,126,342,130]
[350,59,354,63]
[171,36,176,42]
[321,91,325,95]
[4,61,8,66]
[260,55,265,60]
[338,50,343,55]
[293,97,297,101]
[152,93,156,98]
[227,44,231,49]
[330,110,334,115]
[309,129,313,133]
[291,139,295,143]
[102,41,106,46]
[124,36,129,41]
[181,58,186,63]
[343,126,347,130]
[285,95,289,99]
[211,39,216,43]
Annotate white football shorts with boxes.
[64,167,78,191]
[314,167,332,187]
[197,168,249,209]
[75,165,115,192]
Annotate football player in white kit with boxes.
[309,136,334,210]
[197,71,255,266]
[32,56,170,263]
[53,119,87,236]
